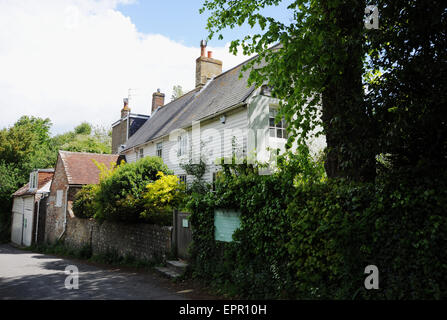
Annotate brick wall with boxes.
[112,119,128,154]
[64,216,173,261]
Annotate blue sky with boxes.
[117,0,294,47]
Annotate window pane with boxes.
[269,117,275,127]
[277,128,283,138]
[270,128,275,137]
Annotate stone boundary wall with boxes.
[64,216,172,261]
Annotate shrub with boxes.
[141,172,185,225]
[73,184,98,219]
[187,150,447,299]
[94,156,172,222]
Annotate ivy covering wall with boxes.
[186,152,447,299]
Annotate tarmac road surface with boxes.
[0,244,187,300]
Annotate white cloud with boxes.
[0,0,249,134]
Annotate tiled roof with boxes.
[123,56,262,152]
[59,151,119,185]
[12,183,30,197]
[12,170,54,197]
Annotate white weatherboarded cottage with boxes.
[119,42,326,183]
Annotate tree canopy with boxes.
[201,0,446,180]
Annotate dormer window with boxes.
[29,171,38,191]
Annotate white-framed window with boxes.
[177,134,187,156]
[55,190,63,208]
[269,108,287,139]
[178,174,187,184]
[156,142,163,158]
[29,171,38,190]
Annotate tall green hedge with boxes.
[187,158,447,299]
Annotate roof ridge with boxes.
[59,150,117,156]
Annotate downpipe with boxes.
[57,185,69,242]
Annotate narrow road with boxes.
[0,244,187,300]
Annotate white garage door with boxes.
[22,196,35,247]
[11,198,23,245]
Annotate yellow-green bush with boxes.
[141,172,185,225]
[73,157,184,226]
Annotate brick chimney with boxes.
[121,98,130,118]
[196,40,222,88]
[152,89,165,113]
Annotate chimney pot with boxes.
[121,97,130,118]
[200,39,207,57]
[196,41,222,87]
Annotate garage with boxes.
[11,198,23,245]
[10,169,54,247]
[10,196,35,246]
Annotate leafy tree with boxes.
[74,122,92,135]
[171,85,184,101]
[365,0,447,174]
[52,124,111,154]
[0,162,23,242]
[201,0,446,180]
[0,116,55,170]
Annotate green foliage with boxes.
[72,184,98,219]
[0,162,23,242]
[180,157,209,195]
[187,150,447,299]
[0,116,54,171]
[141,172,185,225]
[200,0,446,180]
[94,156,173,223]
[365,0,447,172]
[74,122,92,135]
[0,116,112,240]
[53,125,111,154]
[285,175,447,299]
